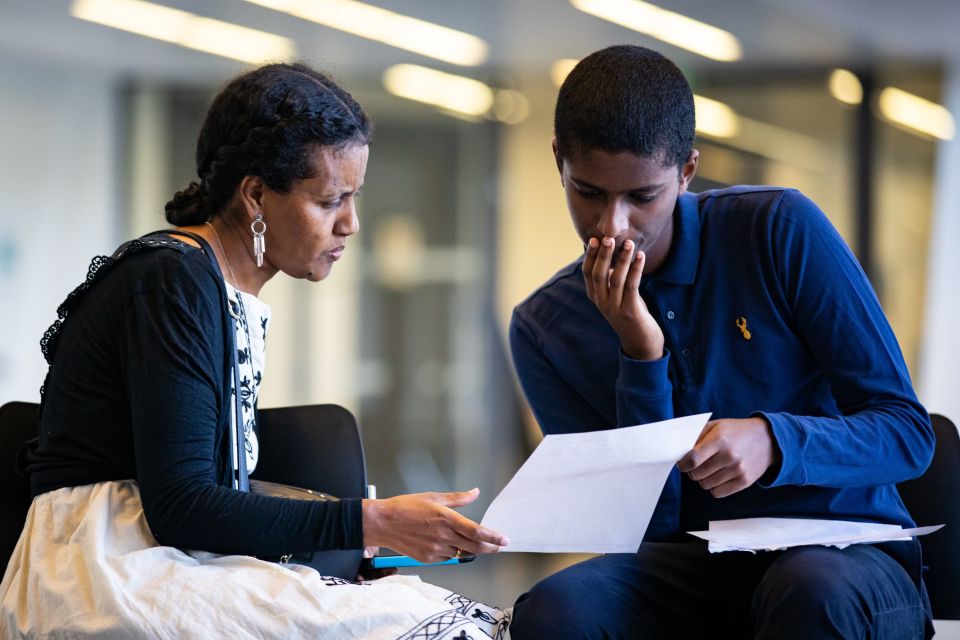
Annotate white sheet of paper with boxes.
[480,413,710,553]
[687,517,945,553]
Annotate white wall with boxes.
[0,60,120,404]
[918,62,960,422]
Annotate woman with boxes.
[0,63,510,639]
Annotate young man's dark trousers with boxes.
[510,541,930,639]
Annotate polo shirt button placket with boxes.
[666,310,676,320]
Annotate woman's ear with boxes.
[237,175,266,221]
[678,149,700,195]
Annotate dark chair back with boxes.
[1,401,368,582]
[0,401,39,577]
[897,413,960,620]
[253,404,367,579]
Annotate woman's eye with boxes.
[321,191,359,207]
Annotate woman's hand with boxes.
[583,237,664,361]
[361,488,509,564]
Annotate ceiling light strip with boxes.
[71,0,295,63]
[878,87,955,141]
[693,95,739,138]
[244,0,488,67]
[383,64,494,117]
[570,0,741,62]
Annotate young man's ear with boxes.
[678,149,700,195]
[551,137,564,178]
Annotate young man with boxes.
[508,45,934,639]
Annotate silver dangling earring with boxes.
[251,214,266,267]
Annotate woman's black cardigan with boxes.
[23,234,363,556]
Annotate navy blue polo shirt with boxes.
[510,186,933,540]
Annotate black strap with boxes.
[160,229,250,492]
[159,229,215,266]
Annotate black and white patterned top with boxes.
[225,282,271,474]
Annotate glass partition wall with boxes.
[691,65,940,378]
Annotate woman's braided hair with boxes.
[165,63,372,225]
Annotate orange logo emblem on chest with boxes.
[736,316,752,340]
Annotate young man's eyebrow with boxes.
[569,177,666,192]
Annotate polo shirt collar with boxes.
[649,191,700,286]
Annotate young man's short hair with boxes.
[554,45,696,169]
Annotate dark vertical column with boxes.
[855,71,876,285]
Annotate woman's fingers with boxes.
[438,501,510,550]
[425,487,480,508]
[446,531,495,558]
[423,489,510,550]
[423,495,509,554]
[449,516,510,551]
[415,519,505,562]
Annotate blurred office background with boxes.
[2,0,959,616]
